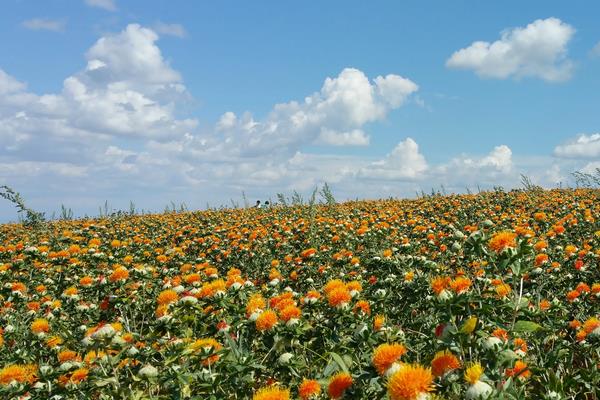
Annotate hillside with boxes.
[0,189,599,399]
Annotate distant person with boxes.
[254,200,262,209]
[264,201,270,208]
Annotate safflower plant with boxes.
[0,188,598,398]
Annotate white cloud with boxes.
[443,145,512,173]
[446,18,575,81]
[581,161,600,174]
[479,145,513,172]
[85,0,116,11]
[358,138,428,180]
[22,18,66,32]
[432,145,514,190]
[554,133,600,158]
[216,68,418,155]
[85,24,181,86]
[153,22,186,38]
[0,70,26,94]
[0,23,197,174]
[316,129,370,146]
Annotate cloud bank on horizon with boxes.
[0,10,599,219]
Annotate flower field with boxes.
[0,189,599,399]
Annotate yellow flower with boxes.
[252,386,290,400]
[460,317,477,334]
[464,363,484,385]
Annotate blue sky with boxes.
[1,0,599,220]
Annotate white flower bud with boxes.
[138,365,159,378]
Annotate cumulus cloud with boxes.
[85,0,116,11]
[446,18,575,81]
[0,22,198,188]
[431,145,514,190]
[443,145,512,173]
[153,22,186,38]
[215,68,418,155]
[358,138,427,180]
[84,24,182,87]
[554,133,600,158]
[22,18,66,32]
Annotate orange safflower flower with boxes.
[583,317,600,334]
[11,282,26,293]
[374,315,386,331]
[157,289,178,305]
[431,276,450,296]
[431,350,461,376]
[488,231,517,253]
[492,328,509,341]
[576,282,590,294]
[505,360,531,379]
[109,266,129,282]
[256,310,278,331]
[280,305,301,322]
[246,294,267,316]
[301,248,317,258]
[449,276,472,294]
[387,364,434,400]
[566,290,580,302]
[58,350,80,363]
[327,287,351,308]
[534,253,548,266]
[79,276,94,286]
[569,320,581,329]
[31,318,50,334]
[353,300,371,315]
[324,280,346,294]
[69,368,89,384]
[0,364,37,386]
[372,343,406,375]
[346,281,362,293]
[328,372,353,399]
[298,379,321,399]
[495,283,511,298]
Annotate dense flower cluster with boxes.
[0,188,598,398]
